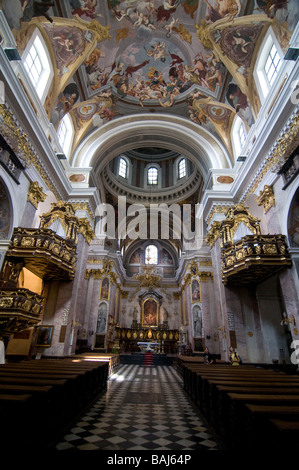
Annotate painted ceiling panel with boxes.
[3,0,299,158]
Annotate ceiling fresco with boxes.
[3,0,299,158]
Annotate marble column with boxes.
[210,238,230,360]
[42,233,90,357]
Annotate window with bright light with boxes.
[22,30,53,102]
[264,44,282,86]
[232,115,247,158]
[254,28,284,103]
[178,158,186,179]
[57,114,74,157]
[148,167,158,185]
[238,121,247,148]
[119,157,128,178]
[145,245,158,264]
[24,42,43,87]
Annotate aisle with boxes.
[55,364,219,451]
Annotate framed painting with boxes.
[193,337,204,352]
[142,298,159,327]
[35,325,54,347]
[191,279,201,303]
[94,334,106,350]
[100,277,110,300]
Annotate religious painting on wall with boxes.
[129,249,141,264]
[94,334,106,350]
[142,298,159,327]
[193,337,204,353]
[35,326,54,347]
[96,302,108,334]
[192,305,202,338]
[100,277,110,300]
[191,279,201,303]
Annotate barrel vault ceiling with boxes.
[2,0,298,162]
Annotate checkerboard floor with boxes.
[54,364,220,451]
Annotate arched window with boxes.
[22,29,53,103]
[254,28,283,103]
[238,121,247,148]
[145,245,158,264]
[231,115,247,158]
[264,43,282,87]
[57,114,74,157]
[118,157,128,179]
[147,167,158,185]
[178,158,186,179]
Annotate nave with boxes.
[54,364,219,451]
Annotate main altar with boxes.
[115,325,179,354]
[115,288,179,354]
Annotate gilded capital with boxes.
[27,181,46,208]
[78,217,95,244]
[206,221,222,247]
[256,185,275,213]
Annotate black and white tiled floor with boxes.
[54,364,220,451]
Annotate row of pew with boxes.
[178,356,299,449]
[0,354,119,450]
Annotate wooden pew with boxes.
[180,361,299,449]
[223,392,299,449]
[0,358,109,449]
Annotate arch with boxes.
[287,185,299,248]
[280,178,299,242]
[70,114,233,183]
[0,175,14,240]
[123,238,179,268]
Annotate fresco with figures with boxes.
[4,0,299,157]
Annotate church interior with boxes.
[0,0,299,452]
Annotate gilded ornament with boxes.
[0,105,61,199]
[262,244,277,254]
[21,237,35,247]
[27,181,46,208]
[241,113,299,202]
[74,16,111,42]
[256,185,275,213]
[206,221,222,247]
[195,20,213,49]
[173,24,192,43]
